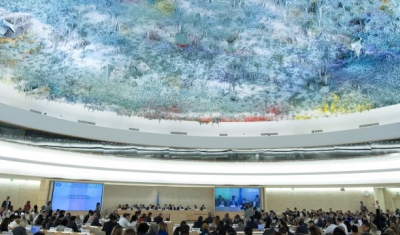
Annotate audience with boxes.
[4,199,400,235]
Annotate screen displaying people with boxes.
[214,188,260,212]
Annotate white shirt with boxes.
[338,223,348,235]
[324,224,337,235]
[9,220,19,228]
[118,217,131,228]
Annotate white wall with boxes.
[0,178,41,211]
[265,188,376,212]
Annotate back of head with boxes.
[279,226,287,235]
[202,223,209,231]
[227,227,236,235]
[149,223,159,233]
[111,225,124,235]
[298,218,304,226]
[159,222,167,231]
[351,225,358,233]
[124,228,136,235]
[69,216,77,222]
[137,223,149,234]
[109,215,117,222]
[308,226,319,235]
[180,220,187,227]
[180,224,190,235]
[333,227,346,235]
[244,226,253,235]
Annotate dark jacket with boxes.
[91,217,102,226]
[102,221,118,235]
[12,226,27,235]
[295,224,308,234]
[67,221,79,232]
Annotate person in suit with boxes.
[153,213,163,224]
[91,212,102,226]
[296,218,309,234]
[216,195,225,207]
[102,215,118,235]
[67,216,80,232]
[230,196,238,207]
[1,196,11,212]
[145,212,153,222]
[193,216,204,228]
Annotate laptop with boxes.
[258,224,264,230]
[30,226,41,233]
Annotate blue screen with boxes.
[214,187,260,212]
[52,181,103,211]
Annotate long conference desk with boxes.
[116,210,247,223]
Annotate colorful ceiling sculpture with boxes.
[0,0,400,122]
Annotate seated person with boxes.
[56,219,68,231]
[193,216,204,229]
[91,212,102,226]
[246,216,258,229]
[102,215,118,235]
[67,216,80,232]
[12,220,28,235]
[230,196,238,207]
[233,215,244,224]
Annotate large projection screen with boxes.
[51,181,103,211]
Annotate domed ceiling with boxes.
[0,0,400,122]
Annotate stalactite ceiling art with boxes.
[0,0,400,122]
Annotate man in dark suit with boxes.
[67,216,80,232]
[102,215,118,235]
[1,196,11,212]
[295,218,309,234]
[145,212,153,222]
[153,213,163,224]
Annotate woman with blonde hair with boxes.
[199,223,209,235]
[158,222,168,235]
[111,224,124,235]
